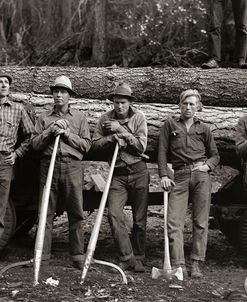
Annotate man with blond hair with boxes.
[158,89,219,278]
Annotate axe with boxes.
[151,191,183,281]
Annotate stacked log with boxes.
[2,66,247,166]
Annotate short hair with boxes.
[179,89,203,111]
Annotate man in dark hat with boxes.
[0,73,34,239]
[158,89,219,278]
[32,75,91,269]
[92,82,149,272]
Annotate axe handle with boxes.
[163,191,172,270]
[81,143,119,283]
[33,135,60,285]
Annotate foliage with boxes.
[0,0,234,67]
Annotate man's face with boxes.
[53,88,70,107]
[0,77,10,98]
[113,96,130,118]
[180,96,198,119]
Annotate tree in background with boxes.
[0,0,235,67]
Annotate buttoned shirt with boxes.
[0,96,34,157]
[32,107,91,160]
[92,106,148,166]
[158,116,220,177]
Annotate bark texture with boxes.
[2,66,247,106]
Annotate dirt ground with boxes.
[0,208,247,302]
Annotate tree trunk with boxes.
[13,92,243,166]
[2,66,247,106]
[92,0,107,65]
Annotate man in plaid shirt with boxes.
[0,73,34,238]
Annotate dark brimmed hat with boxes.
[0,73,13,85]
[108,83,135,101]
[50,76,75,95]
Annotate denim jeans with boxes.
[168,169,211,265]
[39,157,84,261]
[107,162,149,261]
[209,0,247,61]
[0,158,13,238]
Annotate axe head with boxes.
[151,266,183,281]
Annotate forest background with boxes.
[0,0,236,68]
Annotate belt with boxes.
[174,161,205,171]
[114,161,147,176]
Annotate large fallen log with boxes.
[13,92,245,165]
[1,66,247,106]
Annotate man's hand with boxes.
[54,119,69,129]
[103,120,121,133]
[192,164,210,172]
[5,152,17,165]
[160,176,175,192]
[113,134,127,148]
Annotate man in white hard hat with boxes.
[92,83,149,273]
[32,75,91,269]
[0,73,34,240]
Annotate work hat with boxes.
[107,83,136,101]
[0,73,13,85]
[179,89,203,111]
[50,75,75,95]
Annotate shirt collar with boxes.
[176,116,201,124]
[48,105,73,116]
[1,96,12,106]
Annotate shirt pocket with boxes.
[0,119,18,137]
[190,129,205,152]
[170,129,183,150]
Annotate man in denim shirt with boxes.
[158,89,219,278]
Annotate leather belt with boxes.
[114,161,147,176]
[174,161,205,171]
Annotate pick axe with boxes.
[80,143,127,285]
[33,135,60,286]
[151,191,183,281]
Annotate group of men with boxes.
[0,71,245,279]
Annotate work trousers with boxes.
[209,0,247,61]
[0,155,13,238]
[107,162,149,261]
[168,169,211,266]
[39,157,84,261]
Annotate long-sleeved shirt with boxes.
[158,116,220,177]
[235,115,247,159]
[0,96,34,157]
[32,107,91,160]
[92,106,148,166]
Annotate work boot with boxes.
[72,254,86,270]
[201,59,219,69]
[238,59,247,69]
[190,260,203,278]
[72,260,84,270]
[118,257,137,271]
[134,260,145,273]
